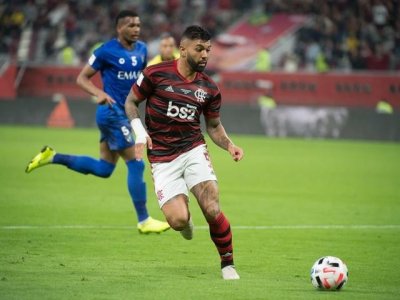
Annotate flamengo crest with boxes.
[194,88,207,103]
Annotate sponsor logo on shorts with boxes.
[203,151,214,171]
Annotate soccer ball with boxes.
[310,256,348,290]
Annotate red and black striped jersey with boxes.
[132,60,221,163]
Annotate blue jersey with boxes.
[88,38,147,108]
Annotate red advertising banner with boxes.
[18,66,102,98]
[0,64,17,99]
[219,71,400,108]
[13,66,400,109]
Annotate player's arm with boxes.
[76,64,115,105]
[125,89,152,159]
[206,117,244,162]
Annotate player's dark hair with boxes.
[160,32,174,40]
[181,25,211,41]
[115,10,138,26]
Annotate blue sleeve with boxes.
[88,45,106,71]
[137,41,147,70]
[143,46,148,68]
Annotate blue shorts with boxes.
[96,104,135,151]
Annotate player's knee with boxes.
[203,202,220,221]
[196,182,220,220]
[97,160,116,178]
[127,159,145,173]
[97,168,114,178]
[167,214,189,231]
[126,160,145,183]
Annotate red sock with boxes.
[208,212,234,268]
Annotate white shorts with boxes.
[151,144,217,208]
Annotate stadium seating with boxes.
[1,0,398,71]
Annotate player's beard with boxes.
[187,54,207,73]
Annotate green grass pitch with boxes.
[0,126,399,299]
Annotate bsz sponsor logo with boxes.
[167,101,197,120]
[194,88,207,103]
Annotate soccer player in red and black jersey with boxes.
[125,25,244,280]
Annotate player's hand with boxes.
[134,136,152,160]
[96,91,116,106]
[228,144,244,162]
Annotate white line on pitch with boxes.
[0,225,400,230]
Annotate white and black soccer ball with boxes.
[310,256,348,290]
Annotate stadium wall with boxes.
[0,97,399,141]
[0,67,399,141]
[0,63,17,99]
[0,67,397,108]
[218,71,400,108]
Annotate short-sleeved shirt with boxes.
[132,60,222,163]
[89,38,147,109]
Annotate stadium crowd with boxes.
[0,0,247,64]
[1,0,399,71]
[274,0,400,71]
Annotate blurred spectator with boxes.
[372,0,389,27]
[22,0,38,24]
[349,46,367,70]
[44,27,57,57]
[47,1,68,27]
[293,0,398,71]
[57,44,79,66]
[305,40,321,70]
[147,33,179,67]
[255,48,271,72]
[366,43,390,70]
[0,4,25,57]
[315,52,329,72]
[64,5,78,44]
[280,52,299,72]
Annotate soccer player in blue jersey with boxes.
[25,10,170,234]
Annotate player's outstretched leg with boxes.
[192,180,240,280]
[25,146,55,173]
[25,146,116,178]
[126,159,170,234]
